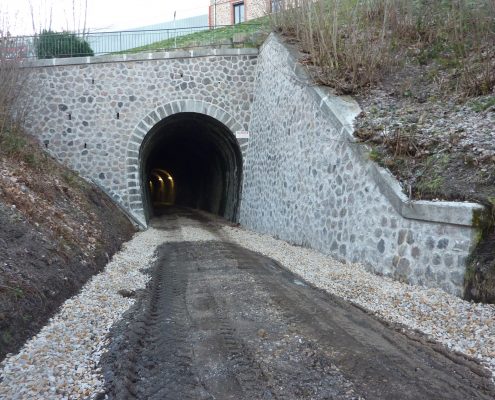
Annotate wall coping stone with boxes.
[21,47,259,68]
[270,33,485,227]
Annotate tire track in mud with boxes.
[99,210,495,400]
[221,242,495,400]
[183,242,275,400]
[114,246,207,400]
[101,239,278,400]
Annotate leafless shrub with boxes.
[271,0,495,96]
[460,50,495,97]
[383,128,419,157]
[271,0,403,93]
[0,31,29,139]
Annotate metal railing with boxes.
[0,24,265,60]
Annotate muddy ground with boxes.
[99,211,494,400]
[0,131,136,360]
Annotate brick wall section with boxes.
[247,0,270,19]
[209,0,269,25]
[210,1,233,26]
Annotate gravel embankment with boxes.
[0,214,493,399]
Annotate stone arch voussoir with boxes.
[125,100,245,226]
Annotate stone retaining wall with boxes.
[240,35,484,296]
[20,35,485,296]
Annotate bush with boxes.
[271,0,495,96]
[0,32,26,137]
[35,30,94,59]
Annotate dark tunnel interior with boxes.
[140,113,243,223]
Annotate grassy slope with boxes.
[117,20,269,54]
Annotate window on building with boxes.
[233,2,245,24]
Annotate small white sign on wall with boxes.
[235,131,250,139]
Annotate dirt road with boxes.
[99,210,494,399]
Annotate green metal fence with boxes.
[0,24,265,60]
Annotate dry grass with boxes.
[271,0,495,96]
[0,31,29,138]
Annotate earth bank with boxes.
[0,130,136,360]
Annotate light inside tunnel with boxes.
[139,112,242,222]
[149,169,176,206]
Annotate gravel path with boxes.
[0,228,172,399]
[220,222,495,381]
[0,211,493,398]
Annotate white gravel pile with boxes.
[221,224,495,380]
[0,227,176,399]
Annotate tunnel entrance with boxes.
[140,112,243,222]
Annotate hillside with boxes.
[272,0,494,204]
[0,130,136,360]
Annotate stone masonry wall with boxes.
[22,50,257,225]
[21,36,483,297]
[240,35,479,296]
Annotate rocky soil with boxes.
[0,130,136,360]
[354,78,495,206]
[353,59,495,303]
[352,59,495,303]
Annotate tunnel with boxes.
[139,112,243,223]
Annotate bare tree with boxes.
[0,24,29,137]
[82,0,88,35]
[28,0,89,34]
[29,0,55,33]
[72,0,89,34]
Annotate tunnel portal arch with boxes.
[126,100,244,226]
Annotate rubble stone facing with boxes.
[22,50,257,225]
[21,38,483,297]
[240,35,478,296]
